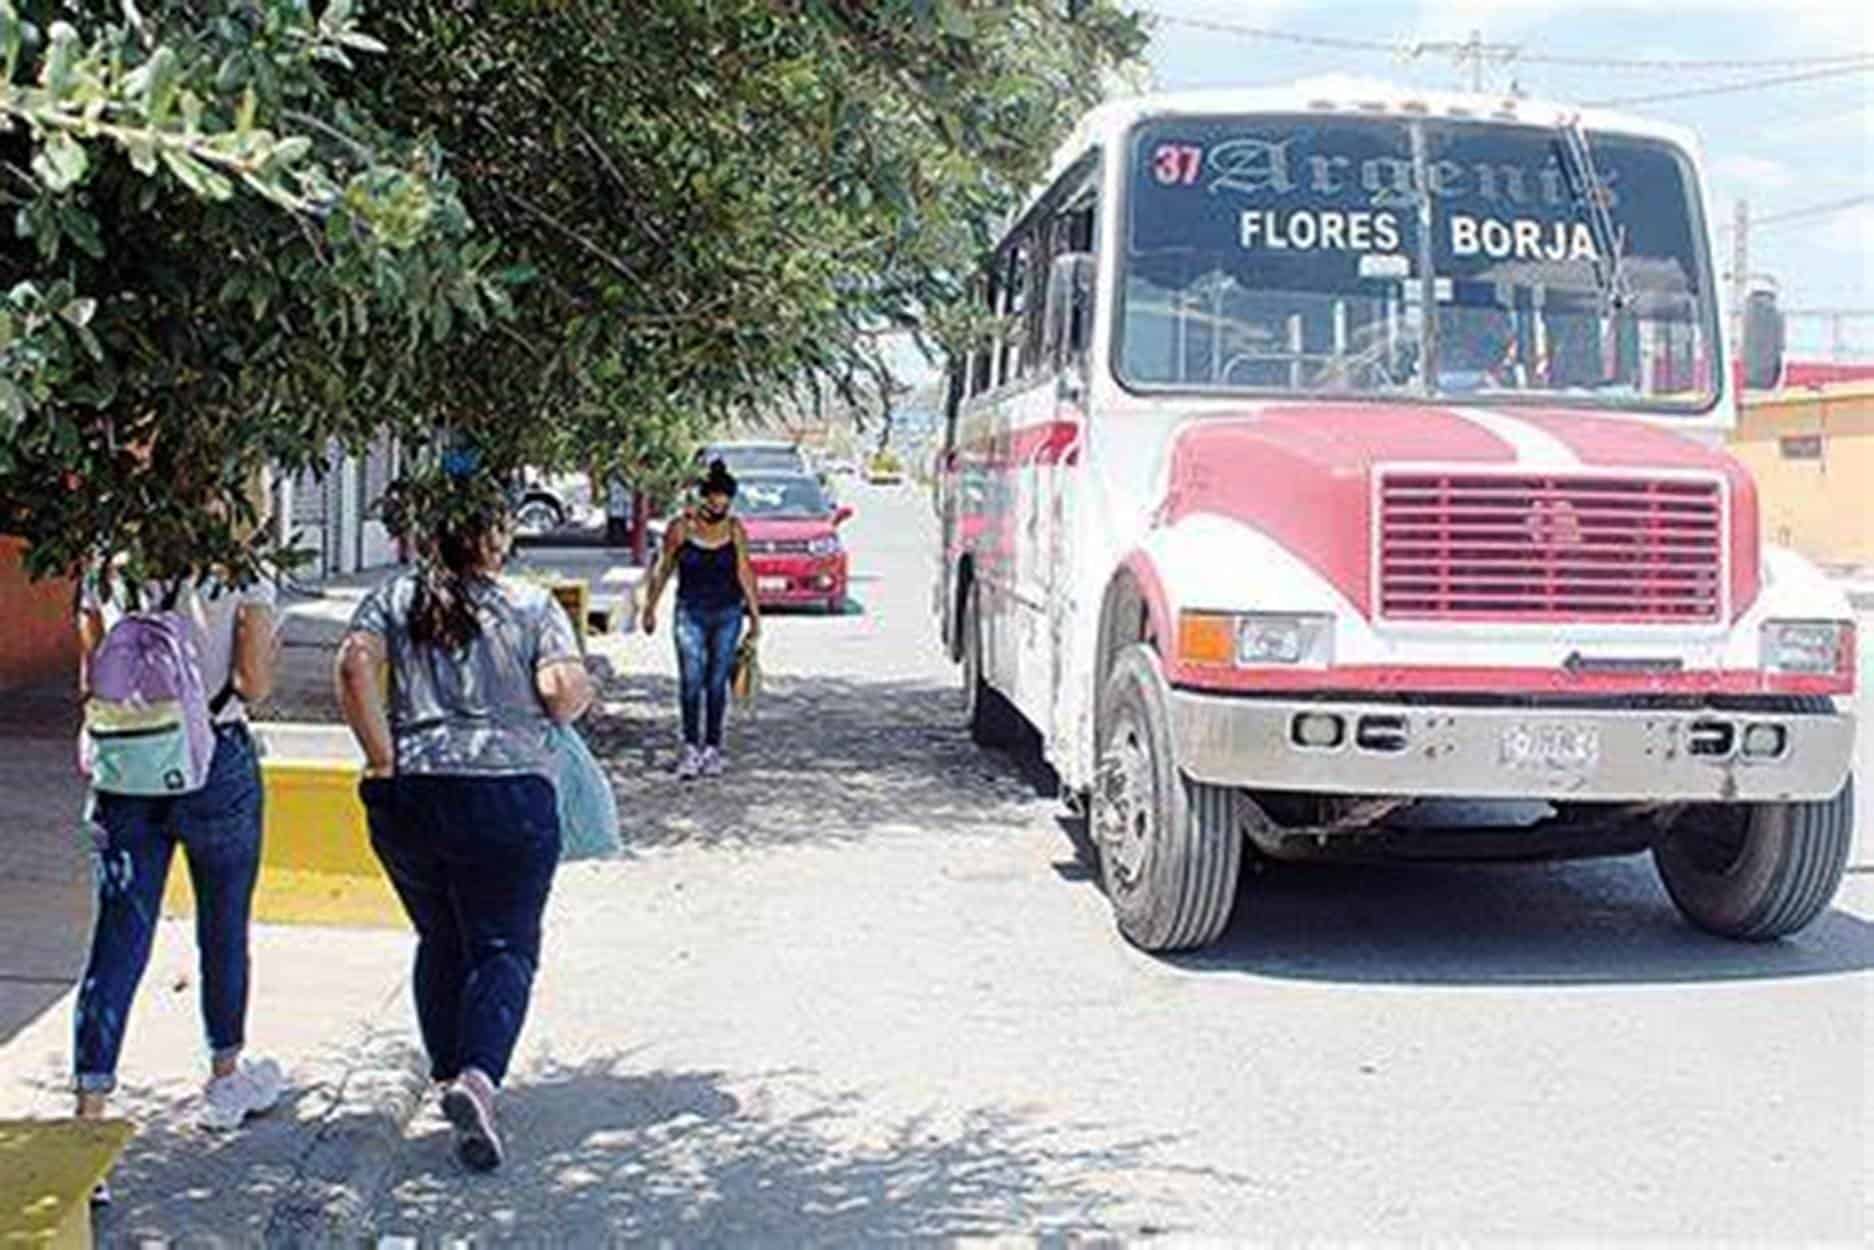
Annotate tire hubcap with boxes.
[1095,717,1155,890]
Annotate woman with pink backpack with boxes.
[73,565,286,1200]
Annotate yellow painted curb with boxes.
[160,726,403,930]
[0,1119,134,1249]
[165,863,404,931]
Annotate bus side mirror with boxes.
[833,505,854,527]
[1742,288,1785,391]
[1044,252,1097,375]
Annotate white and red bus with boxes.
[935,79,1857,952]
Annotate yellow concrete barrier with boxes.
[162,724,403,930]
[0,1119,134,1249]
[515,572,591,649]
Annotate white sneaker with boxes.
[700,747,725,777]
[197,1057,284,1131]
[675,745,703,781]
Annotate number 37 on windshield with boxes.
[1152,144,1204,186]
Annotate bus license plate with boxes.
[1500,723,1601,773]
[758,577,788,594]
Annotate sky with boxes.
[1138,0,1874,359]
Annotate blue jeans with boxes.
[675,602,744,748]
[361,774,558,1087]
[75,723,263,1093]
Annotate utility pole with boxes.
[1408,29,1521,93]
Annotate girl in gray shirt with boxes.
[337,501,591,1172]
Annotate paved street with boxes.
[3,480,1870,1244]
[382,483,1870,1243]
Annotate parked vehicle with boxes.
[511,473,576,535]
[934,79,1857,953]
[736,472,853,614]
[700,440,812,476]
[866,451,906,485]
[700,439,843,504]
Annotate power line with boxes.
[1718,195,1874,235]
[1581,61,1874,106]
[1141,10,1874,72]
[1752,194,1874,229]
[1140,13,1400,55]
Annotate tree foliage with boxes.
[2,0,1144,584]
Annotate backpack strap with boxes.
[209,680,241,716]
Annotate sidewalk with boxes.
[0,695,89,1050]
[0,549,650,1241]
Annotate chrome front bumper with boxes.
[1170,691,1856,803]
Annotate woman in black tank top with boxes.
[640,460,762,779]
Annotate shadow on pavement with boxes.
[585,674,1053,852]
[1050,811,1874,988]
[371,1058,1249,1244]
[81,1083,323,1246]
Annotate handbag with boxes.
[548,724,622,861]
[730,637,760,710]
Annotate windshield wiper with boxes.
[1557,113,1633,315]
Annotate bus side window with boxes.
[970,273,995,397]
[1001,243,1027,384]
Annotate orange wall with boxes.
[0,537,77,693]
[1729,385,1874,568]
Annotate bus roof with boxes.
[1020,76,1704,223]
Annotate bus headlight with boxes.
[1178,612,1334,668]
[807,535,841,557]
[1760,620,1853,675]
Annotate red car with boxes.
[735,472,853,614]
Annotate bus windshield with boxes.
[1118,114,1720,411]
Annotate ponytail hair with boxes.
[408,507,502,652]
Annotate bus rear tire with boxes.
[1093,644,1242,952]
[963,580,1020,749]
[1652,774,1853,941]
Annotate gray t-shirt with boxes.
[350,573,582,778]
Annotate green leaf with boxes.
[42,22,79,99]
[57,206,104,259]
[0,8,21,83]
[124,133,158,175]
[270,136,313,167]
[160,149,232,200]
[935,0,976,39]
[31,130,88,192]
[142,46,179,122]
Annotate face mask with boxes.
[700,501,730,522]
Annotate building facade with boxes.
[1730,375,1874,570]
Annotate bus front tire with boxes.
[1093,644,1242,952]
[1652,775,1853,941]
